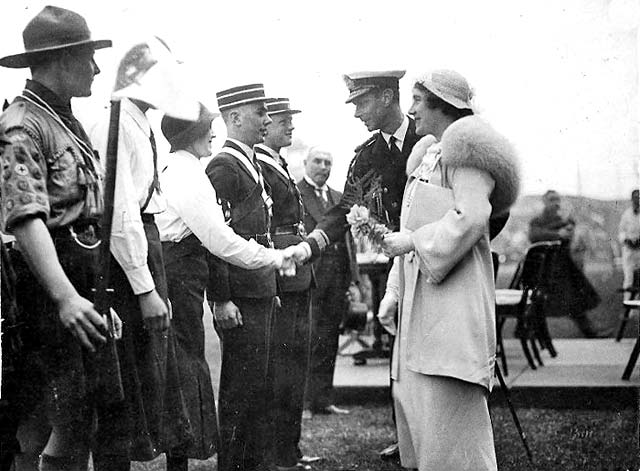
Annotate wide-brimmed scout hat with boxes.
[265,98,301,116]
[0,5,112,69]
[342,70,406,104]
[414,69,474,110]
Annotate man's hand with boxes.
[138,289,169,331]
[377,294,398,336]
[289,242,312,264]
[279,247,298,277]
[214,300,243,329]
[57,294,107,352]
[558,226,573,241]
[381,232,414,259]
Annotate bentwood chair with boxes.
[495,241,562,375]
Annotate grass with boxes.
[131,400,639,471]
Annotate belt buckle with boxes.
[69,224,101,249]
[297,222,307,238]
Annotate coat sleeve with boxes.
[384,256,401,302]
[409,166,495,284]
[205,158,239,302]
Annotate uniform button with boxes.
[391,202,399,208]
[383,187,388,193]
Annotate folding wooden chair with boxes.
[495,241,562,375]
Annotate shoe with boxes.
[314,404,350,415]
[270,464,311,471]
[379,442,400,461]
[301,409,313,420]
[298,455,321,464]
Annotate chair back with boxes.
[511,241,562,293]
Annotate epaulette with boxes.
[353,134,377,153]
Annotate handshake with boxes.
[275,242,312,277]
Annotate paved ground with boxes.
[333,337,640,388]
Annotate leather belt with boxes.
[50,220,101,249]
[272,222,306,237]
[238,232,273,248]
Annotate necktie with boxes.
[315,188,329,211]
[149,128,161,193]
[389,135,401,153]
[141,128,161,212]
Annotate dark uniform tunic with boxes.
[206,139,277,471]
[314,118,420,247]
[255,144,313,467]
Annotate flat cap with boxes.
[343,70,405,103]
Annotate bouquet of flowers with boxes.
[346,204,390,251]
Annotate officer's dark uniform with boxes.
[255,142,314,468]
[316,118,420,244]
[206,138,277,471]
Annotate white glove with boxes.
[377,294,398,336]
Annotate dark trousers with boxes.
[304,282,348,410]
[217,296,275,471]
[268,290,312,467]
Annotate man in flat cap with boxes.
[0,6,111,470]
[206,84,278,471]
[254,98,317,470]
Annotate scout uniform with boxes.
[0,4,111,443]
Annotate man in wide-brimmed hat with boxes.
[0,5,111,470]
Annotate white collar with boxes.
[254,143,280,161]
[380,115,410,150]
[121,98,151,137]
[227,137,255,159]
[304,175,328,192]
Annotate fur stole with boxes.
[440,115,520,216]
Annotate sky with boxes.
[1,0,639,200]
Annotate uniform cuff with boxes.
[124,266,156,295]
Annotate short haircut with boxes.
[543,189,559,199]
[367,84,400,104]
[415,82,473,120]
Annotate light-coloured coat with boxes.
[388,116,521,391]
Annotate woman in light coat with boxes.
[379,69,520,471]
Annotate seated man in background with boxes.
[528,190,607,337]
